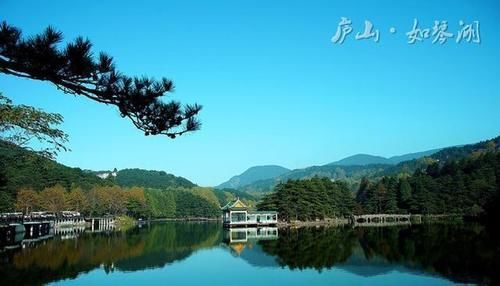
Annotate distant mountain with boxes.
[239,164,389,193]
[384,136,500,176]
[223,149,442,193]
[328,149,442,166]
[114,168,196,189]
[387,148,442,164]
[229,136,499,193]
[216,165,290,189]
[328,154,391,166]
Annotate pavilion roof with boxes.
[221,198,248,210]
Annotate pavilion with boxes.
[221,198,277,227]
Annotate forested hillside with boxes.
[213,188,260,209]
[145,187,221,218]
[216,165,290,189]
[356,150,500,218]
[239,164,389,193]
[236,136,500,194]
[0,140,112,211]
[115,168,196,189]
[256,148,500,221]
[384,136,500,177]
[257,177,354,221]
[0,140,222,217]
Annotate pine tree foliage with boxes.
[0,21,201,138]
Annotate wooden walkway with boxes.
[352,214,416,227]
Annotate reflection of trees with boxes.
[2,222,499,285]
[259,226,357,271]
[0,222,222,285]
[115,222,221,270]
[355,224,500,285]
[259,224,499,285]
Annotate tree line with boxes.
[13,184,223,219]
[356,151,500,218]
[14,185,148,218]
[257,150,500,221]
[145,187,221,218]
[257,177,354,221]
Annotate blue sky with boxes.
[1,0,499,186]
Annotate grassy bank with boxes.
[115,215,137,230]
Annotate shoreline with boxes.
[136,213,466,228]
[146,217,221,223]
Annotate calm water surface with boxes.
[0,222,498,285]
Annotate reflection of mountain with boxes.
[336,246,423,278]
[227,243,279,268]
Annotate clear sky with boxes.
[1,0,500,186]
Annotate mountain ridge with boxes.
[217,148,443,189]
[219,137,499,192]
[216,165,290,189]
[327,148,443,166]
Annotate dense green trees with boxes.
[257,177,355,221]
[0,140,112,211]
[1,139,222,218]
[256,150,499,220]
[356,177,399,214]
[145,189,177,218]
[115,168,196,189]
[144,187,221,219]
[355,151,500,217]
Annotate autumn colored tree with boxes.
[85,188,100,216]
[66,187,86,212]
[15,188,39,214]
[93,186,127,215]
[126,187,148,218]
[39,185,67,213]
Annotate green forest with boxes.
[0,140,225,218]
[115,169,196,189]
[258,145,500,221]
[356,151,499,217]
[2,135,500,222]
[257,177,354,221]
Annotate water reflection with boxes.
[254,224,500,285]
[0,222,222,285]
[0,222,498,285]
[223,227,278,244]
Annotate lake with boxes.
[0,222,498,285]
